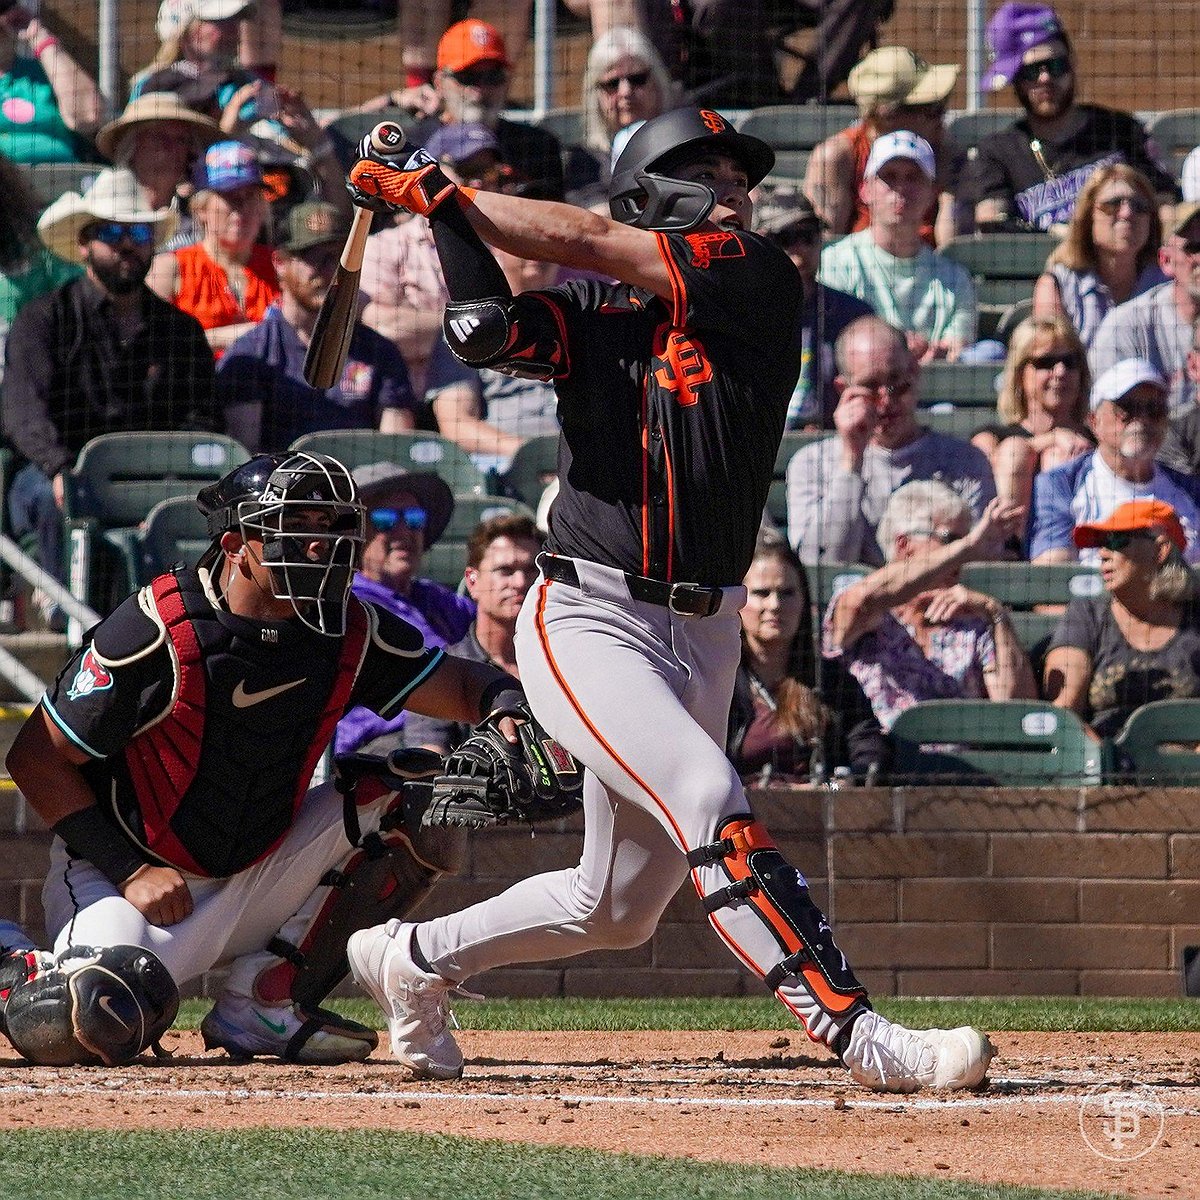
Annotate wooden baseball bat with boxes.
[302,121,407,389]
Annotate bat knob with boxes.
[369,122,407,156]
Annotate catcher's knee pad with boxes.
[4,945,179,1066]
[687,816,868,1020]
[259,789,466,1010]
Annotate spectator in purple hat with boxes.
[147,139,279,354]
[964,2,1178,234]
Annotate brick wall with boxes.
[5,783,1196,999]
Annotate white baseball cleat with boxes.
[841,1009,995,1093]
[347,920,465,1080]
[200,994,378,1064]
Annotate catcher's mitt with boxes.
[423,704,583,828]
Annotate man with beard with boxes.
[787,316,996,566]
[2,168,215,607]
[966,3,1177,233]
[1029,359,1200,564]
[406,512,543,754]
[404,19,564,200]
[217,202,417,453]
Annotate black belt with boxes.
[539,554,724,618]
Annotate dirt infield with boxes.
[2,1031,1198,1197]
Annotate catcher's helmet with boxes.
[608,107,775,233]
[197,451,366,636]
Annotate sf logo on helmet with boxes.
[699,110,727,135]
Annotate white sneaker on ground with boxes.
[842,1009,995,1093]
[346,920,464,1080]
[200,995,378,1064]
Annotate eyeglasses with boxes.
[858,376,914,398]
[1095,194,1152,217]
[449,65,507,87]
[1098,530,1156,552]
[1112,398,1169,423]
[1014,54,1072,85]
[1027,351,1082,370]
[87,221,155,247]
[369,506,427,533]
[597,70,651,95]
[907,526,963,545]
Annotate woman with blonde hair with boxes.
[1045,500,1200,738]
[1033,163,1166,348]
[972,314,1093,538]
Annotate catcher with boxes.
[2,450,580,1068]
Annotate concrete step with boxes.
[0,631,68,704]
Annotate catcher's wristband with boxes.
[52,807,146,887]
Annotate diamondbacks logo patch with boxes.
[684,230,745,268]
[66,647,113,700]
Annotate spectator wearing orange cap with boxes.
[404,19,564,200]
[1044,499,1200,737]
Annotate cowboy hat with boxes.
[36,169,179,265]
[96,92,221,162]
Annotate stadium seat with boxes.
[1112,699,1200,784]
[945,108,1022,156]
[64,432,249,609]
[890,699,1105,785]
[1146,108,1200,179]
[22,162,103,210]
[530,106,583,145]
[289,430,488,496]
[501,434,559,508]
[774,430,830,475]
[993,296,1034,346]
[421,541,468,589]
[803,561,869,610]
[959,563,1102,609]
[737,105,858,151]
[918,405,996,439]
[137,494,213,583]
[918,363,1000,408]
[442,493,536,543]
[941,233,1056,281]
[325,106,416,170]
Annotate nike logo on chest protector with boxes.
[231,678,307,708]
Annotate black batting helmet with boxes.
[609,107,775,233]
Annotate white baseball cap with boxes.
[864,130,937,181]
[156,0,251,43]
[1089,358,1168,411]
[1182,145,1200,204]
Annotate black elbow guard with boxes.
[443,295,564,382]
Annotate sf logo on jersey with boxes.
[67,647,114,700]
[652,327,714,408]
[684,230,745,269]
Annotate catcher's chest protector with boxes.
[121,571,367,878]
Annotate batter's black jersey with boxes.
[42,568,444,877]
[532,228,802,587]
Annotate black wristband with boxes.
[478,674,525,722]
[51,807,147,888]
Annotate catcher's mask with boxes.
[608,107,775,233]
[196,451,366,636]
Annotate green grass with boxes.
[177,995,1200,1034]
[0,1131,1122,1200]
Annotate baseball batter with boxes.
[2,451,576,1067]
[343,108,995,1091]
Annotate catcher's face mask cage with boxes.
[201,451,366,636]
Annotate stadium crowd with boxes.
[3,0,1200,784]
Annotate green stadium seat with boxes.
[530,107,583,145]
[1112,700,1200,784]
[919,405,996,439]
[959,563,1102,609]
[774,430,829,475]
[803,561,869,610]
[737,105,858,151]
[765,478,788,528]
[1146,108,1200,179]
[289,430,488,496]
[941,233,1056,281]
[441,494,536,543]
[65,432,249,609]
[137,494,213,583]
[945,108,1022,156]
[421,541,468,589]
[22,162,103,210]
[918,363,1000,408]
[325,106,415,169]
[890,699,1105,785]
[501,434,559,507]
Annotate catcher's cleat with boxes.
[841,1010,995,1093]
[347,920,465,1080]
[200,995,377,1064]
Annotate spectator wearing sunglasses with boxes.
[404,20,564,201]
[1159,317,1200,477]
[805,46,959,248]
[2,168,215,615]
[755,187,872,430]
[334,464,475,758]
[965,3,1178,235]
[823,481,1035,733]
[1089,204,1200,416]
[1033,164,1168,350]
[1044,500,1200,739]
[973,315,1093,543]
[1029,358,1200,566]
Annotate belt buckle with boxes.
[668,583,719,617]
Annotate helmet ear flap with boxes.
[610,171,716,233]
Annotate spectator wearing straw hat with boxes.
[1,168,215,602]
[804,47,959,247]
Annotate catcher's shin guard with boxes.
[687,816,868,1045]
[256,774,466,1010]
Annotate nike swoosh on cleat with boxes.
[98,995,133,1031]
[232,678,306,708]
[252,1009,289,1036]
